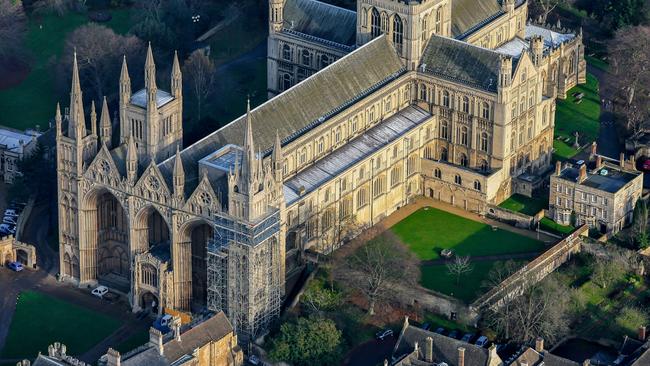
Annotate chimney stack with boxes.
[639,326,647,341]
[583,359,591,366]
[535,337,544,352]
[596,155,603,169]
[172,316,182,342]
[458,347,466,366]
[107,348,121,366]
[556,161,562,176]
[620,152,625,168]
[149,327,164,356]
[578,164,587,183]
[590,141,597,156]
[425,337,433,362]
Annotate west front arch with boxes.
[178,219,214,312]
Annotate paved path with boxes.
[588,64,622,160]
[421,251,541,266]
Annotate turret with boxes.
[171,51,182,98]
[55,103,62,139]
[119,55,131,144]
[90,100,97,137]
[68,51,86,140]
[272,130,283,182]
[269,0,285,33]
[499,56,513,88]
[144,43,159,162]
[100,97,112,147]
[240,98,257,193]
[173,145,185,199]
[126,134,138,182]
[530,35,544,66]
[502,0,515,12]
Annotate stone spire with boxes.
[171,50,182,98]
[144,42,157,92]
[55,103,62,138]
[69,51,85,139]
[100,97,112,147]
[119,55,131,102]
[272,130,283,182]
[173,145,185,199]
[240,98,257,191]
[90,100,97,137]
[126,134,138,182]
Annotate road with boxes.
[589,64,622,160]
[341,336,397,366]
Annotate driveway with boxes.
[588,64,622,160]
[342,336,398,366]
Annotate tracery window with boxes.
[393,15,404,53]
[301,49,311,66]
[462,96,470,113]
[459,153,468,167]
[481,102,490,119]
[440,120,449,139]
[480,132,489,152]
[454,174,462,185]
[282,44,292,61]
[371,8,381,37]
[435,7,442,33]
[442,90,450,108]
[460,126,468,146]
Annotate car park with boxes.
[4,209,18,217]
[421,323,431,331]
[376,329,394,340]
[461,333,474,343]
[248,355,260,365]
[7,261,23,271]
[448,330,460,339]
[3,216,17,225]
[434,327,446,335]
[91,285,109,298]
[475,336,489,347]
[0,224,16,235]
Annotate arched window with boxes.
[393,15,404,53]
[454,174,462,185]
[301,49,311,66]
[442,90,450,108]
[371,8,381,37]
[480,159,489,172]
[282,44,292,61]
[460,126,468,146]
[440,147,448,161]
[320,54,331,68]
[141,264,158,287]
[474,180,482,191]
[380,12,389,34]
[542,107,548,126]
[318,138,324,154]
[369,106,376,122]
[480,132,489,152]
[434,168,442,179]
[462,96,470,113]
[482,102,490,119]
[420,84,427,100]
[357,188,368,209]
[459,153,468,167]
[421,17,428,40]
[299,148,307,164]
[440,120,449,139]
[335,127,341,144]
[281,73,292,91]
[511,102,517,119]
[391,166,402,186]
[435,7,442,33]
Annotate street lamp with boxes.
[192,15,201,23]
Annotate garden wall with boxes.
[470,225,588,312]
[486,205,535,229]
[391,282,479,325]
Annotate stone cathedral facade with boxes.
[57,0,586,342]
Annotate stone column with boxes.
[79,207,98,284]
[172,214,192,311]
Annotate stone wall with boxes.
[392,282,479,325]
[470,225,588,312]
[486,205,536,229]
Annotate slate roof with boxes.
[452,0,526,39]
[420,35,504,92]
[158,35,404,188]
[525,25,576,48]
[32,355,70,366]
[284,105,431,205]
[130,89,175,109]
[394,323,492,366]
[539,352,581,366]
[283,0,356,47]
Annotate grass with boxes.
[421,313,472,334]
[498,194,548,216]
[0,291,122,359]
[391,207,546,261]
[539,217,574,235]
[111,330,149,353]
[0,8,132,130]
[553,73,601,159]
[585,55,609,72]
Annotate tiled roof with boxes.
[420,35,503,92]
[452,0,527,39]
[130,89,175,109]
[284,0,356,47]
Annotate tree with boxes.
[530,0,565,24]
[10,142,56,203]
[633,200,649,249]
[301,278,343,313]
[484,275,571,344]
[268,317,343,366]
[0,0,27,64]
[183,50,215,120]
[446,255,473,285]
[60,24,145,103]
[591,256,625,289]
[333,230,420,315]
[31,0,78,16]
[616,306,649,335]
[605,26,650,135]
[481,260,521,340]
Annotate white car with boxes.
[4,209,18,217]
[0,224,15,234]
[3,216,17,225]
[91,285,109,298]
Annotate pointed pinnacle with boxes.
[172,50,181,75]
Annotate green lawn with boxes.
[0,291,122,359]
[539,217,575,235]
[498,194,548,216]
[0,9,132,130]
[391,207,545,261]
[112,330,149,353]
[585,55,609,72]
[553,73,601,159]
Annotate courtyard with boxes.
[390,207,547,303]
[0,290,121,360]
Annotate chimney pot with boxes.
[535,337,544,352]
[149,327,164,356]
[590,141,597,156]
[639,326,647,341]
[555,161,562,176]
[425,337,433,362]
[458,347,466,366]
[578,164,587,183]
[620,152,625,168]
[596,155,602,169]
[106,348,121,366]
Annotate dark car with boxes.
[448,330,460,339]
[461,333,474,343]
[434,327,446,335]
[376,329,394,340]
[421,323,431,331]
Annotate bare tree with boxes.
[530,0,565,24]
[60,24,145,103]
[591,256,625,289]
[446,255,473,285]
[0,0,27,63]
[605,26,650,135]
[633,200,649,249]
[481,260,521,339]
[183,50,215,120]
[484,275,570,344]
[32,0,77,16]
[334,230,419,315]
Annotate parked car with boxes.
[152,314,173,333]
[421,323,431,331]
[91,285,109,298]
[0,224,16,235]
[448,330,460,339]
[3,216,17,225]
[4,209,18,217]
[376,329,394,340]
[460,333,474,343]
[248,355,260,365]
[434,327,446,335]
[475,336,489,347]
[7,261,23,272]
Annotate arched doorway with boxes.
[4,252,12,264]
[136,207,170,251]
[15,249,28,265]
[87,189,130,289]
[141,291,159,314]
[180,220,214,311]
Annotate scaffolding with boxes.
[206,210,283,344]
